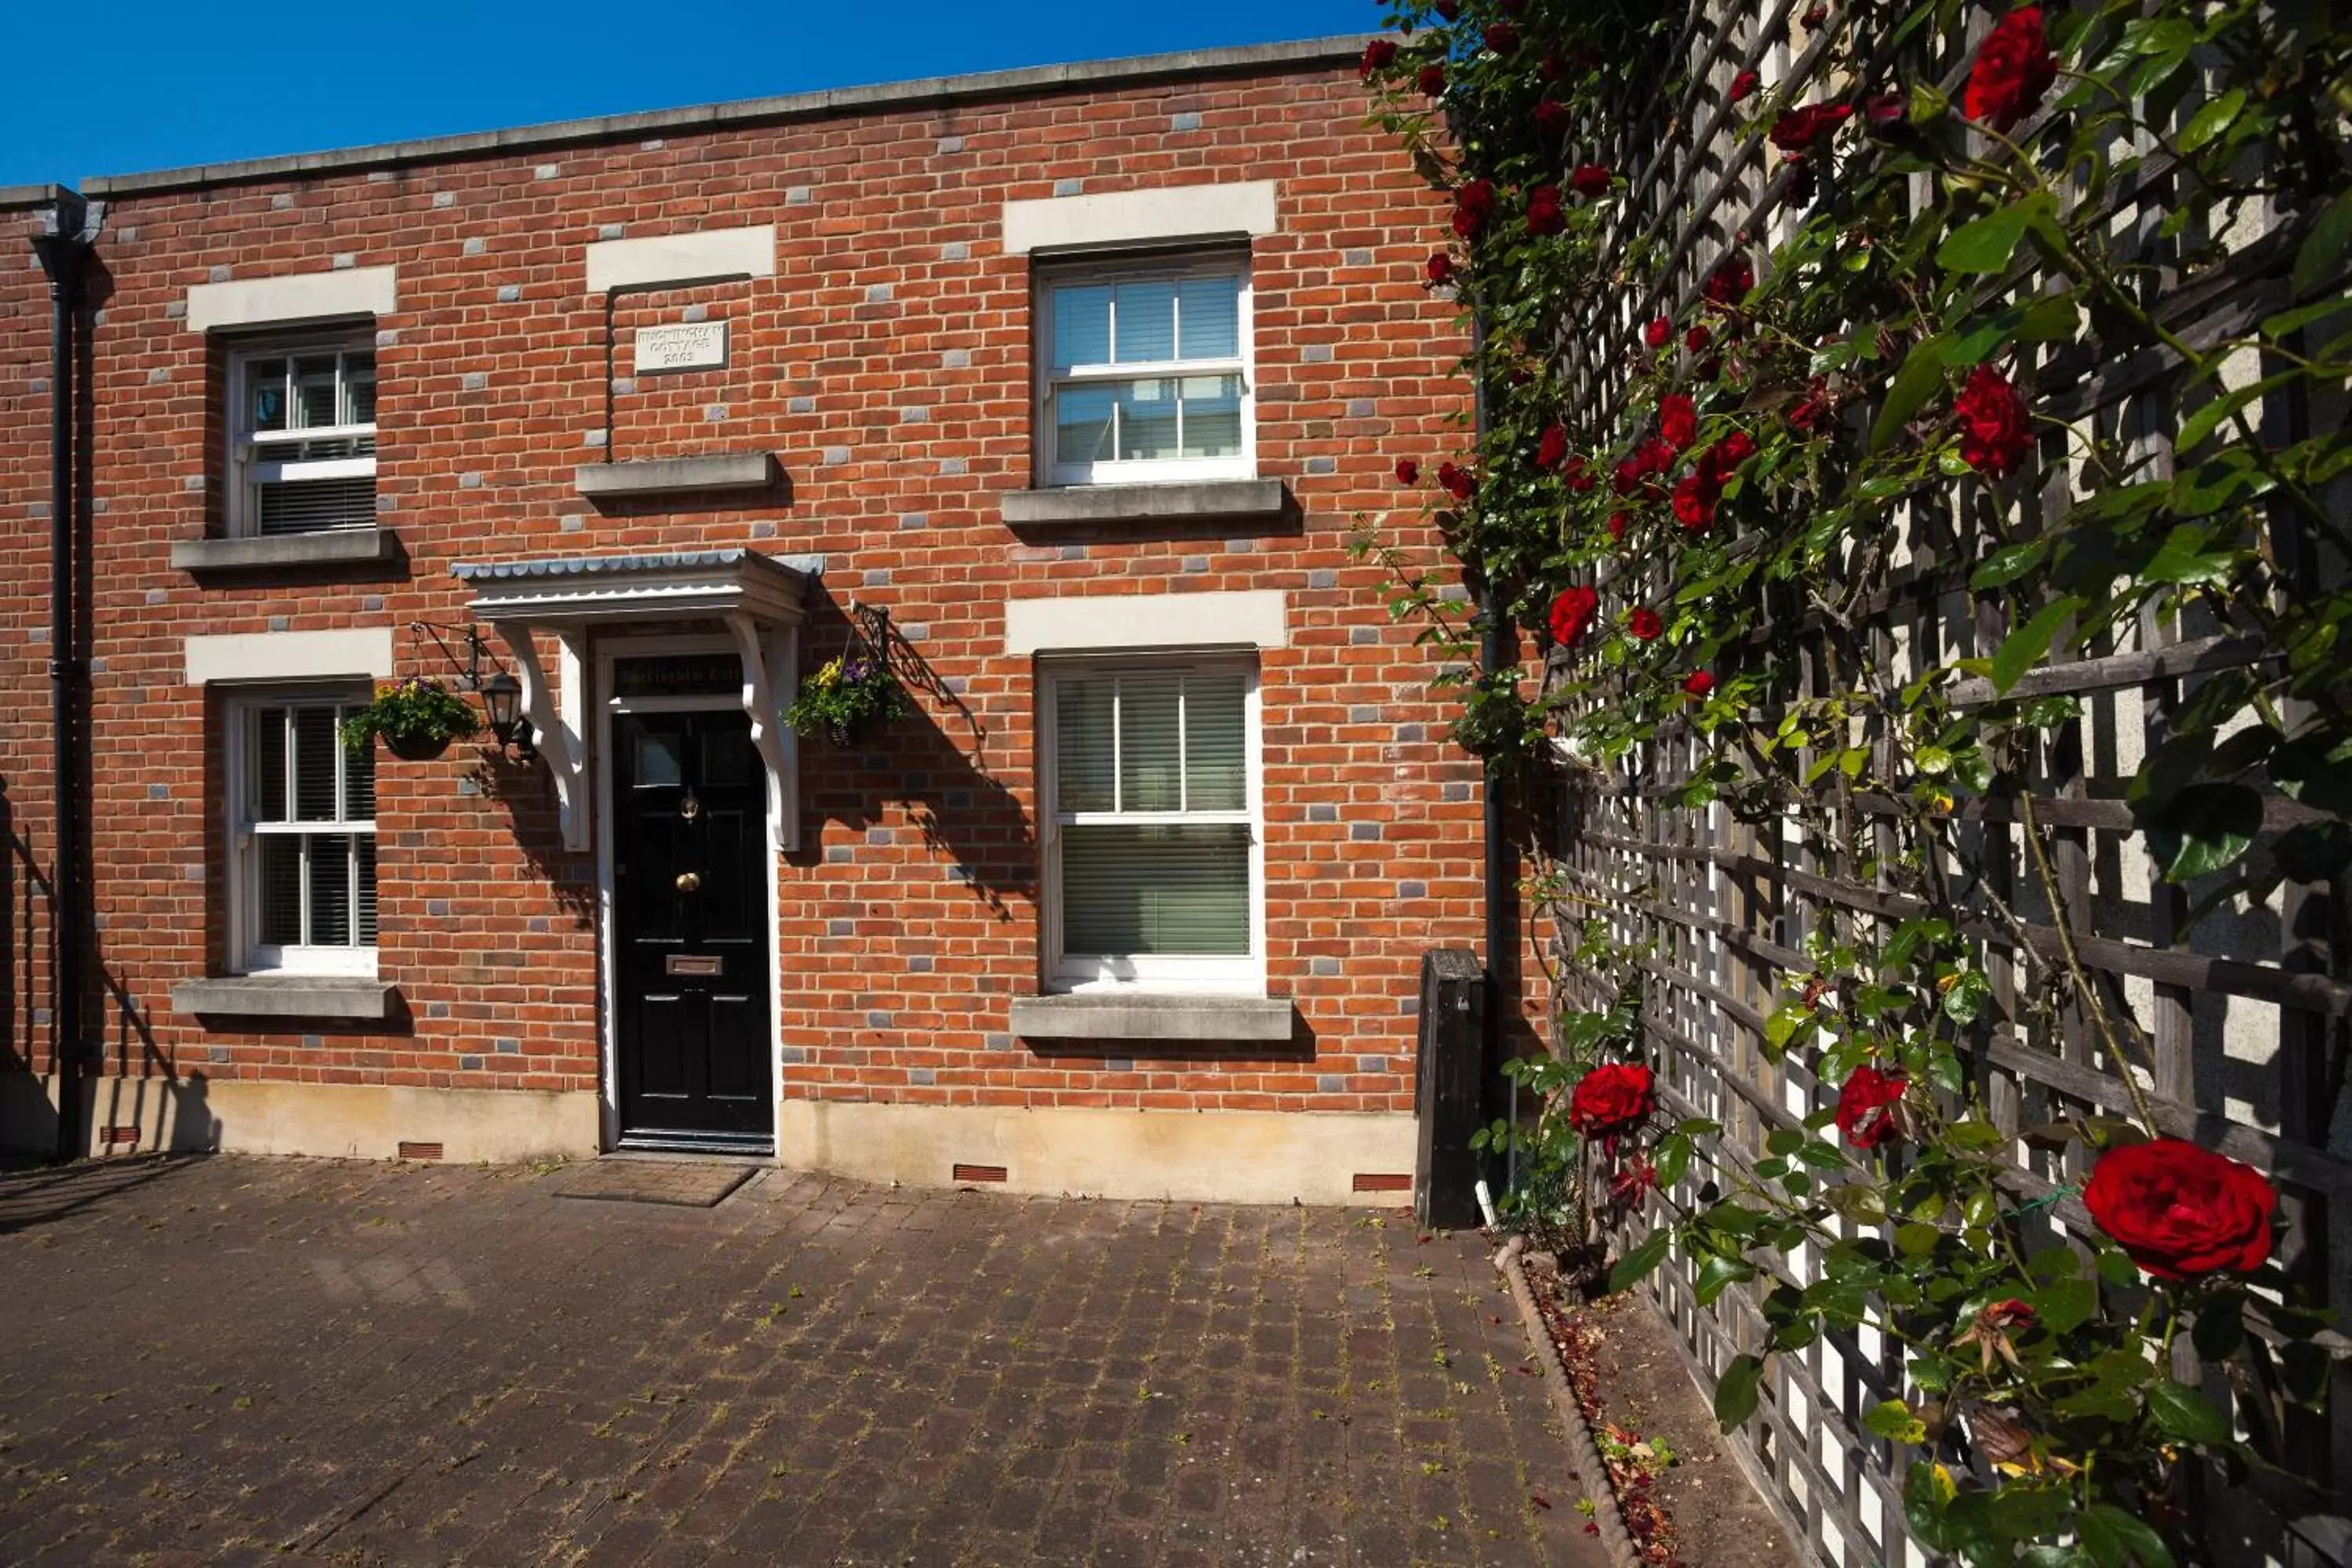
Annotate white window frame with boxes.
[225,334,378,537]
[1038,653,1265,994]
[224,688,379,978]
[1034,252,1254,488]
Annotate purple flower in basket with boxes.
[842,656,877,684]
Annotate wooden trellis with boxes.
[1530,5,2352,1566]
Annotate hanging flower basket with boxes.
[787,652,910,748]
[340,677,481,760]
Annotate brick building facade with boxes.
[0,38,1493,1203]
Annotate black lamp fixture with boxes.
[408,621,536,761]
[479,670,535,760]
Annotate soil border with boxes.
[1496,1233,1646,1568]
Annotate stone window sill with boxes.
[172,528,401,575]
[1009,992,1294,1043]
[1001,478,1290,528]
[573,452,780,498]
[172,975,398,1022]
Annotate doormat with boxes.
[550,1160,754,1208]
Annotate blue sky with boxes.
[4,1,1378,188]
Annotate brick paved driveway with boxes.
[0,1156,1607,1567]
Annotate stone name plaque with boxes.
[634,321,728,373]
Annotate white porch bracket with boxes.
[453,548,821,856]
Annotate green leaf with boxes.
[2176,375,2291,455]
[1990,1485,2075,1541]
[2191,1292,2245,1361]
[1992,598,2079,695]
[1939,195,2045,273]
[2260,296,2352,339]
[2177,88,2245,153]
[1864,1399,1926,1443]
[2144,1380,2232,1446]
[1970,539,2047,590]
[2034,1276,2099,1334]
[1608,1229,1671,1294]
[2081,1502,2176,1568]
[1695,1252,1756,1307]
[1766,1127,1804,1156]
[2145,782,2263,882]
[2140,523,2240,586]
[2292,188,2352,299]
[1872,335,1952,452]
[1895,1222,1942,1258]
[1713,1353,1763,1432]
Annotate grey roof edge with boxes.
[1,183,71,211]
[82,37,1368,199]
[452,547,823,583]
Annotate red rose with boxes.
[1866,91,1907,128]
[1484,21,1518,53]
[1671,471,1719,530]
[1570,163,1611,199]
[1436,461,1476,502]
[1980,1299,2036,1331]
[1432,0,1459,17]
[1451,178,1495,239]
[1802,3,1828,23]
[1703,252,1755,307]
[1682,670,1715,699]
[1609,1158,1658,1207]
[1536,422,1569,471]
[1788,377,1831,434]
[1548,584,1599,648]
[1730,70,1759,103]
[1418,62,1449,98]
[1425,252,1455,286]
[1642,316,1673,349]
[1538,52,1564,82]
[1955,365,2034,478]
[1534,99,1570,139]
[1769,103,1854,151]
[1394,457,1420,485]
[1712,429,1757,470]
[1360,38,1398,79]
[1627,607,1663,641]
[2085,1138,2278,1280]
[1563,456,1594,493]
[1568,1062,1656,1138]
[1684,324,1711,352]
[1964,6,2057,133]
[1607,511,1629,542]
[1659,392,1697,452]
[1526,184,1566,237]
[1835,1065,1908,1149]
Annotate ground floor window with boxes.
[229,690,378,975]
[1041,655,1261,991]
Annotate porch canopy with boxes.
[452,547,820,852]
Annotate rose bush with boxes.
[1363,0,2350,1558]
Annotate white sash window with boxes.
[229,692,379,975]
[1038,255,1253,487]
[229,340,378,535]
[1042,656,1262,991]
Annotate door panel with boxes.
[615,707,773,1147]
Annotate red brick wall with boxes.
[0,60,1515,1128]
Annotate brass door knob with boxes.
[675,871,702,893]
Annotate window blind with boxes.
[1054,666,1251,960]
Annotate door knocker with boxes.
[678,789,702,822]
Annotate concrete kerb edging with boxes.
[1495,1233,1646,1568]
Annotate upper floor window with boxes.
[230,691,378,975]
[229,339,377,535]
[1038,256,1251,488]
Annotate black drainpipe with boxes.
[1466,303,1518,1193]
[31,191,93,1163]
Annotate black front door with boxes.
[614,707,773,1150]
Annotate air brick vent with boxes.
[397,1141,445,1162]
[952,1163,1008,1184]
[1352,1172,1412,1193]
[100,1124,140,1147]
